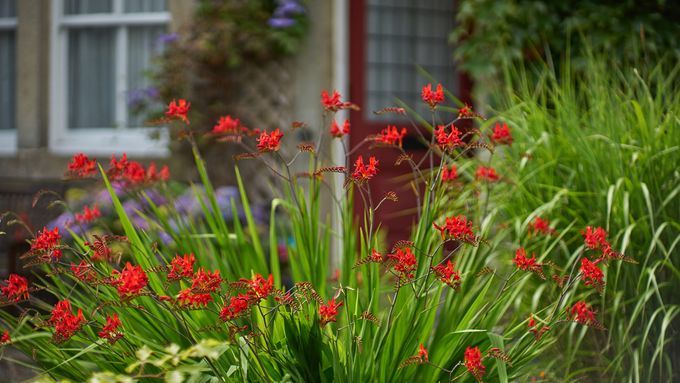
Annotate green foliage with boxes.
[452,0,680,86]
[495,52,680,382]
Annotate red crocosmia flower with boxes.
[330,119,350,138]
[433,215,476,244]
[568,301,596,325]
[352,155,379,181]
[513,248,544,276]
[422,83,444,109]
[220,294,250,321]
[464,346,486,381]
[475,166,500,182]
[50,300,85,342]
[98,314,123,344]
[212,115,241,135]
[177,288,213,308]
[108,153,130,180]
[70,261,96,282]
[165,99,190,123]
[458,103,475,119]
[388,247,417,280]
[530,217,556,236]
[123,161,146,183]
[581,226,617,260]
[111,262,148,298]
[418,343,429,363]
[434,125,464,150]
[321,90,355,112]
[31,227,62,261]
[375,125,407,147]
[580,257,605,289]
[75,205,101,224]
[432,260,461,290]
[527,314,550,340]
[256,128,284,152]
[67,153,97,178]
[85,238,112,262]
[490,122,513,145]
[1,273,29,302]
[319,298,343,327]
[441,164,458,182]
[167,253,195,280]
[1,330,10,345]
[370,249,384,262]
[191,268,222,293]
[241,274,274,300]
[146,162,170,182]
[528,314,536,328]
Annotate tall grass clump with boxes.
[0,81,635,382]
[496,52,679,382]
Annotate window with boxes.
[364,0,457,121]
[0,0,16,153]
[50,0,171,156]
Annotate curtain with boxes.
[64,0,113,15]
[67,27,116,129]
[127,25,166,127]
[0,31,15,131]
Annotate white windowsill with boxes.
[49,128,169,157]
[0,130,17,155]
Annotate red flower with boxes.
[1,330,10,345]
[580,257,605,289]
[85,237,112,262]
[50,300,85,342]
[167,253,195,280]
[220,293,250,321]
[530,217,556,236]
[330,120,350,138]
[370,249,384,262]
[1,274,29,302]
[71,261,96,282]
[441,164,458,182]
[67,153,97,178]
[418,343,429,363]
[212,115,242,135]
[191,268,222,293]
[31,227,62,261]
[352,155,379,181]
[581,226,616,260]
[374,125,407,147]
[513,248,544,277]
[432,260,461,290]
[464,346,486,380]
[321,90,355,112]
[528,314,536,328]
[475,166,500,182]
[422,83,444,109]
[75,205,101,224]
[433,215,476,244]
[111,262,148,298]
[388,247,417,280]
[256,129,284,152]
[527,314,549,340]
[165,99,190,123]
[434,125,464,150]
[490,122,513,145]
[319,298,343,327]
[145,162,170,182]
[458,103,475,119]
[240,273,274,300]
[98,314,123,344]
[177,288,213,308]
[568,301,596,325]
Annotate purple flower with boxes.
[269,0,304,28]
[157,32,178,45]
[268,17,296,28]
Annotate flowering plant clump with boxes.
[0,83,635,382]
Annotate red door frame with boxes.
[347,0,473,246]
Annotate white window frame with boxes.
[49,0,171,156]
[0,12,17,154]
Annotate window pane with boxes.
[64,0,113,15]
[127,25,166,127]
[365,1,457,121]
[0,0,16,18]
[124,0,167,13]
[68,28,115,129]
[0,31,15,130]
